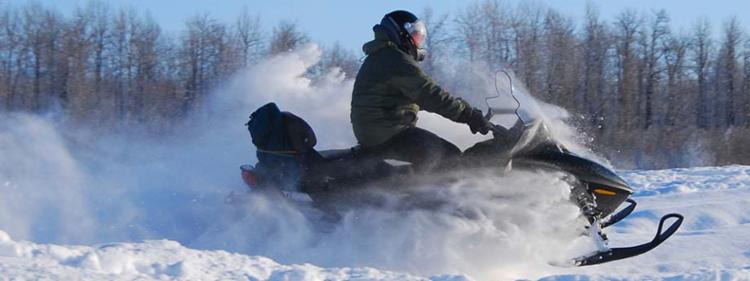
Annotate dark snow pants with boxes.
[360,127,461,172]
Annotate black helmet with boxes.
[380,10,427,61]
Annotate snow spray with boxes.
[0,44,598,280]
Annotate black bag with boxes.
[245,103,317,191]
[246,102,317,153]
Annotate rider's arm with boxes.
[390,55,469,121]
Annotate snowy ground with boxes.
[0,233,437,281]
[2,165,750,280]
[540,165,750,280]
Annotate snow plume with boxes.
[0,113,96,243]
[419,62,600,162]
[0,44,596,279]
[197,170,591,280]
[0,44,353,244]
[197,49,594,279]
[203,44,357,150]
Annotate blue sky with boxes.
[11,0,749,52]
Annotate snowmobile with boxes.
[238,70,683,266]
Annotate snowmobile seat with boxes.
[318,148,359,161]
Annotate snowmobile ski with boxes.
[575,213,683,266]
[601,199,637,228]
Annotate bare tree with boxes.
[511,1,545,95]
[111,8,137,120]
[663,33,689,128]
[543,9,578,110]
[0,4,22,110]
[20,3,48,111]
[480,0,512,67]
[454,3,483,62]
[717,17,742,127]
[613,10,642,131]
[455,0,514,67]
[87,1,109,101]
[420,7,451,75]
[691,18,712,128]
[641,10,670,129]
[0,4,7,109]
[269,21,308,55]
[234,8,262,66]
[743,38,750,128]
[63,5,93,118]
[180,14,235,114]
[580,4,611,131]
[129,13,162,121]
[319,42,359,78]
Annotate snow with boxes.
[0,233,442,280]
[2,165,750,280]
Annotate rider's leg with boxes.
[364,127,461,171]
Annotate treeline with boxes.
[425,2,750,168]
[0,1,359,127]
[1,1,749,168]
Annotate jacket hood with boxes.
[362,25,398,55]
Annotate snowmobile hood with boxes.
[525,149,632,193]
[563,153,631,192]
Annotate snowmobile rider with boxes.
[351,10,492,170]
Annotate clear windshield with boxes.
[484,70,553,156]
[486,70,543,129]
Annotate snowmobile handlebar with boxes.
[484,107,518,119]
[487,117,524,144]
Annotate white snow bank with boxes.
[0,229,464,281]
[624,165,750,196]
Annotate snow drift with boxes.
[0,229,439,280]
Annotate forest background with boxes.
[2,0,749,169]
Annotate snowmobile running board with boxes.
[575,213,684,266]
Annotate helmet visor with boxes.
[405,20,427,48]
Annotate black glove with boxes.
[459,107,492,135]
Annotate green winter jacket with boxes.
[351,27,469,147]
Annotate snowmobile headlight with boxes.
[593,188,617,196]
